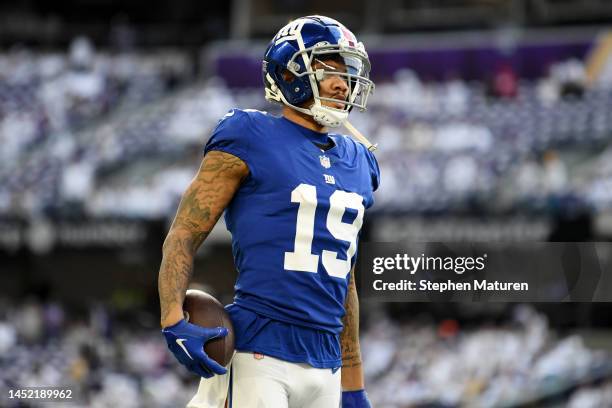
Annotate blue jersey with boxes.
[204,109,379,368]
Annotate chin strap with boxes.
[266,73,377,151]
[344,120,377,152]
[311,106,379,152]
[310,104,348,128]
[266,73,348,128]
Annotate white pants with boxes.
[186,351,341,408]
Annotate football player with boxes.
[159,15,379,408]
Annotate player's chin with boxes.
[323,100,346,110]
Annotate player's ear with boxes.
[282,69,295,82]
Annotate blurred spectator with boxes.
[0,111,39,159]
[60,159,95,210]
[514,155,542,198]
[15,299,44,344]
[489,64,518,99]
[441,77,469,115]
[542,150,568,195]
[0,321,17,354]
[568,381,612,408]
[43,301,65,339]
[443,155,478,195]
[553,59,587,99]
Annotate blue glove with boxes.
[162,319,228,378]
[342,390,372,408]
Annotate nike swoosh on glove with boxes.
[162,319,228,378]
[342,390,372,408]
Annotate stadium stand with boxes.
[1,42,611,218]
[1,297,611,407]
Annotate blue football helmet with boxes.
[263,15,374,128]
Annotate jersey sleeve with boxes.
[204,109,254,172]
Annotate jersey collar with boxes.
[280,116,331,145]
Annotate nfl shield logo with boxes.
[319,155,331,169]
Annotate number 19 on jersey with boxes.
[284,183,364,279]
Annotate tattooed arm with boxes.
[341,265,365,390]
[159,150,248,328]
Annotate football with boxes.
[183,289,235,367]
